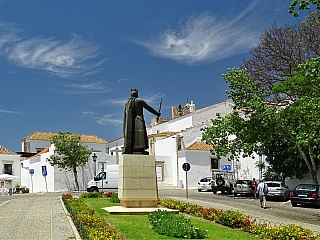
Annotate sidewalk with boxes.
[0,194,77,240]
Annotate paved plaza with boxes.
[0,193,78,240]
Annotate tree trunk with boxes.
[73,167,79,191]
[297,145,319,185]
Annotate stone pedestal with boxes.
[118,154,158,208]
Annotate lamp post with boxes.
[92,153,97,177]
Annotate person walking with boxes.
[251,178,258,199]
[257,178,268,208]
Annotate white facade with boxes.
[9,99,320,192]
[0,153,21,188]
[20,143,117,193]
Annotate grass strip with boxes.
[83,198,257,240]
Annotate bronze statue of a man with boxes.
[123,89,160,154]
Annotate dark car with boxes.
[234,180,253,196]
[290,184,320,207]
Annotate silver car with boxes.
[198,177,213,192]
[234,179,253,196]
[265,181,290,202]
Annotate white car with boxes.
[198,177,213,192]
[265,181,290,202]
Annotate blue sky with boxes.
[0,1,304,152]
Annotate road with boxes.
[158,188,320,234]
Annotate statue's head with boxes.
[130,89,138,98]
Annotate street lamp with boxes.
[92,153,97,177]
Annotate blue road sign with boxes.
[221,164,231,171]
[29,169,34,175]
[42,166,47,176]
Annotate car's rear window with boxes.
[266,183,281,187]
[200,178,211,182]
[295,185,318,191]
[236,180,252,185]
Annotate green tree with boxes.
[202,64,319,184]
[47,131,93,191]
[289,0,320,17]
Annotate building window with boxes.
[210,158,219,170]
[4,164,12,175]
[35,148,45,153]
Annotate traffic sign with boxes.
[221,164,231,171]
[29,169,34,175]
[182,163,191,171]
[42,166,47,176]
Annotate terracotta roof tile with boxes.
[0,145,18,155]
[185,141,213,151]
[148,131,177,138]
[22,131,108,144]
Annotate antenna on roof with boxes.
[186,97,188,103]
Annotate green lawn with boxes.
[82,198,258,240]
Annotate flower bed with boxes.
[159,198,320,240]
[62,193,120,240]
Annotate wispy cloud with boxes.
[137,1,275,64]
[0,24,104,77]
[96,114,123,126]
[83,112,122,126]
[66,81,112,94]
[99,92,165,106]
[0,109,24,114]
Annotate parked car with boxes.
[234,180,253,196]
[211,170,235,195]
[290,184,320,207]
[264,181,290,202]
[197,177,213,192]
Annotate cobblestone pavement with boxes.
[0,193,76,240]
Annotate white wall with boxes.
[192,100,234,125]
[20,144,118,192]
[0,154,21,187]
[21,146,55,193]
[155,136,177,185]
[24,140,51,153]
[168,115,193,132]
[285,170,320,190]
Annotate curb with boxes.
[60,197,81,240]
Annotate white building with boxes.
[20,132,116,192]
[13,100,320,192]
[109,99,262,189]
[0,145,21,189]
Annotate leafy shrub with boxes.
[21,187,29,193]
[79,192,102,198]
[148,210,207,239]
[109,193,120,203]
